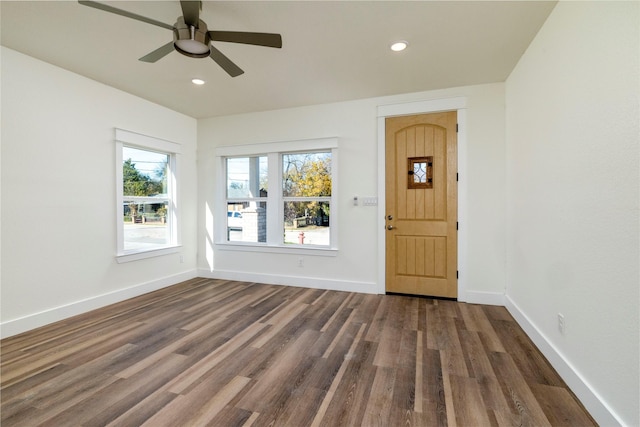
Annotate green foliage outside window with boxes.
[283,153,331,225]
[123,158,166,197]
[123,152,168,220]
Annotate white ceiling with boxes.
[1,1,556,119]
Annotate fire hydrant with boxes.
[298,232,305,244]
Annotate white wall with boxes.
[1,47,199,337]
[198,83,507,301]
[3,2,636,422]
[505,2,639,426]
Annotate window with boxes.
[282,152,331,245]
[225,156,268,243]
[115,129,181,262]
[217,138,338,251]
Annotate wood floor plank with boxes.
[251,302,309,348]
[104,390,178,427]
[421,347,448,426]
[364,297,389,343]
[237,329,322,414]
[414,330,424,413]
[530,383,596,427]
[388,365,417,425]
[114,321,216,379]
[489,351,553,426]
[372,325,403,368]
[38,352,189,426]
[322,309,357,358]
[183,375,252,427]
[319,292,354,332]
[312,324,372,427]
[491,318,566,387]
[459,303,506,353]
[164,322,268,395]
[1,321,145,387]
[310,323,365,423]
[0,278,596,427]
[206,405,254,427]
[81,352,190,426]
[449,374,493,426]
[360,366,396,427]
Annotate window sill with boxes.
[116,245,182,263]
[215,242,338,257]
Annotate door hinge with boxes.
[456,123,459,133]
[456,270,459,279]
[456,222,459,230]
[456,172,459,182]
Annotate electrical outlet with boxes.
[297,257,304,267]
[180,255,184,264]
[558,313,565,335]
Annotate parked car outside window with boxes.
[228,211,243,229]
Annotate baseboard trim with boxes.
[504,295,624,427]
[198,269,379,295]
[462,290,505,306]
[0,270,198,339]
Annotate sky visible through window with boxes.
[123,146,168,179]
[226,156,268,197]
[227,153,330,197]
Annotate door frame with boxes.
[376,97,468,300]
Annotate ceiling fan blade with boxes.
[180,0,201,27]
[209,45,244,77]
[209,31,283,48]
[78,1,174,31]
[139,42,175,63]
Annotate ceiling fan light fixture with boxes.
[175,39,209,56]
[390,40,408,52]
[76,1,283,76]
[191,78,205,85]
[173,17,210,58]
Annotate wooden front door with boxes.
[385,111,458,298]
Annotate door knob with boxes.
[387,225,394,230]
[387,215,393,220]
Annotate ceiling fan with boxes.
[78,0,282,77]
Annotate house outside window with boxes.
[217,138,338,252]
[226,156,268,243]
[115,129,181,262]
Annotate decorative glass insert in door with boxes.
[407,156,433,189]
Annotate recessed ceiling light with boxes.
[191,78,206,85]
[390,41,408,52]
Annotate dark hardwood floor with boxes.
[1,278,596,426]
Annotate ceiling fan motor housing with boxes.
[173,16,210,58]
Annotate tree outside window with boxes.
[282,152,331,245]
[121,146,172,251]
[217,137,337,250]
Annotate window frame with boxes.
[215,137,338,254]
[115,128,182,263]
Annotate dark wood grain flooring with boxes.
[1,278,596,426]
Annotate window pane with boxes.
[282,152,331,197]
[226,156,268,199]
[284,201,330,246]
[123,147,168,196]
[123,200,170,251]
[227,202,267,243]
